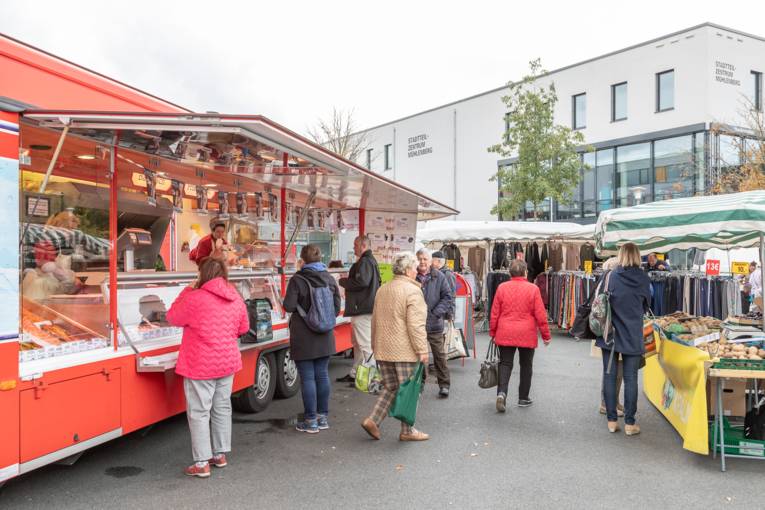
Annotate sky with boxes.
[2,1,765,135]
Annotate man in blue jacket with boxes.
[416,248,454,398]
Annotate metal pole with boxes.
[280,153,288,298]
[761,232,764,333]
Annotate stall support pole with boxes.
[280,153,288,298]
[109,136,119,350]
[761,232,764,333]
[358,208,366,238]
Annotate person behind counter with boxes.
[189,222,228,265]
[644,252,670,272]
[283,244,342,434]
[167,257,250,478]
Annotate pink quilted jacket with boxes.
[167,277,249,380]
[489,276,551,349]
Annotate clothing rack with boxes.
[547,271,598,330]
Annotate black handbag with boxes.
[478,339,499,389]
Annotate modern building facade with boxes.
[355,23,765,223]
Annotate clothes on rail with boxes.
[534,272,549,307]
[547,271,598,329]
[647,272,743,319]
[491,243,508,270]
[439,243,463,272]
[525,242,543,282]
[579,243,596,271]
[487,271,511,317]
[467,246,486,281]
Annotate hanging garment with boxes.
[487,271,511,317]
[579,243,596,271]
[548,243,563,272]
[540,243,549,272]
[440,243,463,272]
[467,246,486,281]
[491,243,508,271]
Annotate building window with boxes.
[582,152,596,217]
[751,71,762,111]
[654,135,693,201]
[656,70,674,112]
[366,148,373,169]
[616,142,651,206]
[384,144,392,170]
[572,93,586,129]
[611,82,627,121]
[595,148,615,212]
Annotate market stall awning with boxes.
[416,220,596,243]
[19,111,459,221]
[595,191,765,255]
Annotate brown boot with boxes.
[607,421,619,433]
[625,423,641,436]
[361,418,381,440]
[399,428,430,441]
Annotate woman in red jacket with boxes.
[489,259,551,412]
[167,257,250,478]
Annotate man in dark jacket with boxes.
[431,250,456,320]
[416,248,454,397]
[337,236,381,383]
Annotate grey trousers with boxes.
[184,375,234,462]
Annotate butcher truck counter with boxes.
[19,268,349,375]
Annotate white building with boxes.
[355,23,765,223]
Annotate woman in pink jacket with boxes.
[489,259,551,412]
[167,257,249,478]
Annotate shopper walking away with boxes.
[416,248,454,398]
[338,236,381,384]
[283,244,342,433]
[361,252,430,441]
[597,257,624,418]
[596,242,651,436]
[489,259,551,412]
[167,257,249,478]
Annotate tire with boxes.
[275,349,300,399]
[232,352,276,413]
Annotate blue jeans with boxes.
[602,350,641,425]
[295,357,330,421]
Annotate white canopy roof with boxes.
[416,220,596,243]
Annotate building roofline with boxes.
[355,22,765,135]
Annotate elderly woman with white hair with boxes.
[361,251,431,442]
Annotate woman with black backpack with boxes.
[283,244,341,434]
[596,243,651,436]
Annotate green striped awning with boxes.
[595,191,765,255]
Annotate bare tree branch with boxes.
[307,108,373,163]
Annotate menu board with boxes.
[364,212,417,264]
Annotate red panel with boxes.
[119,359,185,435]
[20,368,121,462]
[0,342,19,472]
[0,37,186,112]
[233,349,259,393]
[334,323,353,353]
[0,111,19,159]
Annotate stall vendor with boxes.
[644,253,670,272]
[189,222,228,265]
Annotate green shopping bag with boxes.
[388,362,424,426]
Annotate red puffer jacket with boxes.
[167,277,249,380]
[489,276,551,348]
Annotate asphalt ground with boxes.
[1,333,763,509]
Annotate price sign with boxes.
[584,260,593,274]
[446,259,455,270]
[706,259,721,276]
[731,261,750,275]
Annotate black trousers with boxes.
[497,345,535,400]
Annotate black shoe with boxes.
[496,393,506,413]
[336,374,354,383]
[438,387,449,398]
[518,398,533,407]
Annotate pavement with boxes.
[2,332,764,509]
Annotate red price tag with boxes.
[706,259,720,276]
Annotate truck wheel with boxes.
[275,349,300,399]
[232,352,276,413]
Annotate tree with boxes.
[488,59,589,219]
[307,107,372,163]
[711,98,765,193]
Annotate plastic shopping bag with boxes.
[388,362,425,426]
[355,354,382,394]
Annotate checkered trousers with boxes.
[369,361,418,433]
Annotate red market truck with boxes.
[0,35,457,484]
